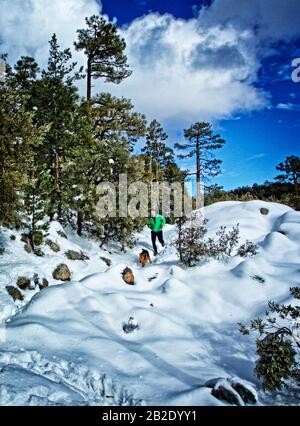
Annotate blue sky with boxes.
[0,0,299,190]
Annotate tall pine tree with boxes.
[74,15,131,100]
[31,34,81,220]
[142,119,174,181]
[175,122,225,204]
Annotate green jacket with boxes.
[147,214,166,232]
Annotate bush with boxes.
[174,218,257,266]
[237,241,258,257]
[215,224,240,257]
[32,231,44,246]
[280,194,300,211]
[174,215,208,267]
[239,287,300,391]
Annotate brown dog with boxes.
[139,249,152,267]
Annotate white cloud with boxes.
[0,0,100,66]
[1,0,299,124]
[105,12,268,123]
[247,153,266,161]
[197,0,300,42]
[276,103,300,111]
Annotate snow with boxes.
[0,200,299,406]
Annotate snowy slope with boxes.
[0,200,299,406]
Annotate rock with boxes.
[46,239,60,253]
[16,277,32,290]
[10,235,16,240]
[57,230,68,239]
[122,317,139,333]
[211,384,242,406]
[21,234,33,253]
[21,233,30,244]
[122,267,134,285]
[6,286,24,301]
[52,264,71,281]
[230,378,257,404]
[34,248,45,257]
[260,207,269,215]
[24,243,33,254]
[65,250,89,261]
[206,377,257,406]
[39,278,49,290]
[100,256,112,267]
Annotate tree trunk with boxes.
[87,57,92,100]
[77,211,83,236]
[196,135,201,209]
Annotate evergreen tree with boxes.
[13,56,40,93]
[275,155,300,193]
[142,119,174,180]
[65,94,147,238]
[31,34,81,220]
[175,122,225,204]
[74,15,131,100]
[0,84,43,227]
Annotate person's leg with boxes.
[157,231,165,247]
[151,231,158,255]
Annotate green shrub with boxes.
[239,287,300,391]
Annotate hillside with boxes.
[0,200,299,405]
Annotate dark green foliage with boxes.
[275,155,300,193]
[12,56,40,93]
[239,287,300,391]
[0,84,43,227]
[30,34,81,220]
[175,122,225,203]
[256,334,296,391]
[204,179,300,211]
[142,119,174,180]
[174,216,208,266]
[74,15,131,99]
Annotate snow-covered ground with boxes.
[0,200,299,405]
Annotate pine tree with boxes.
[142,119,174,180]
[275,155,300,193]
[74,15,131,100]
[13,56,40,93]
[175,122,225,204]
[65,94,147,237]
[0,84,43,227]
[31,34,81,220]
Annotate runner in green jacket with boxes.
[147,210,166,256]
